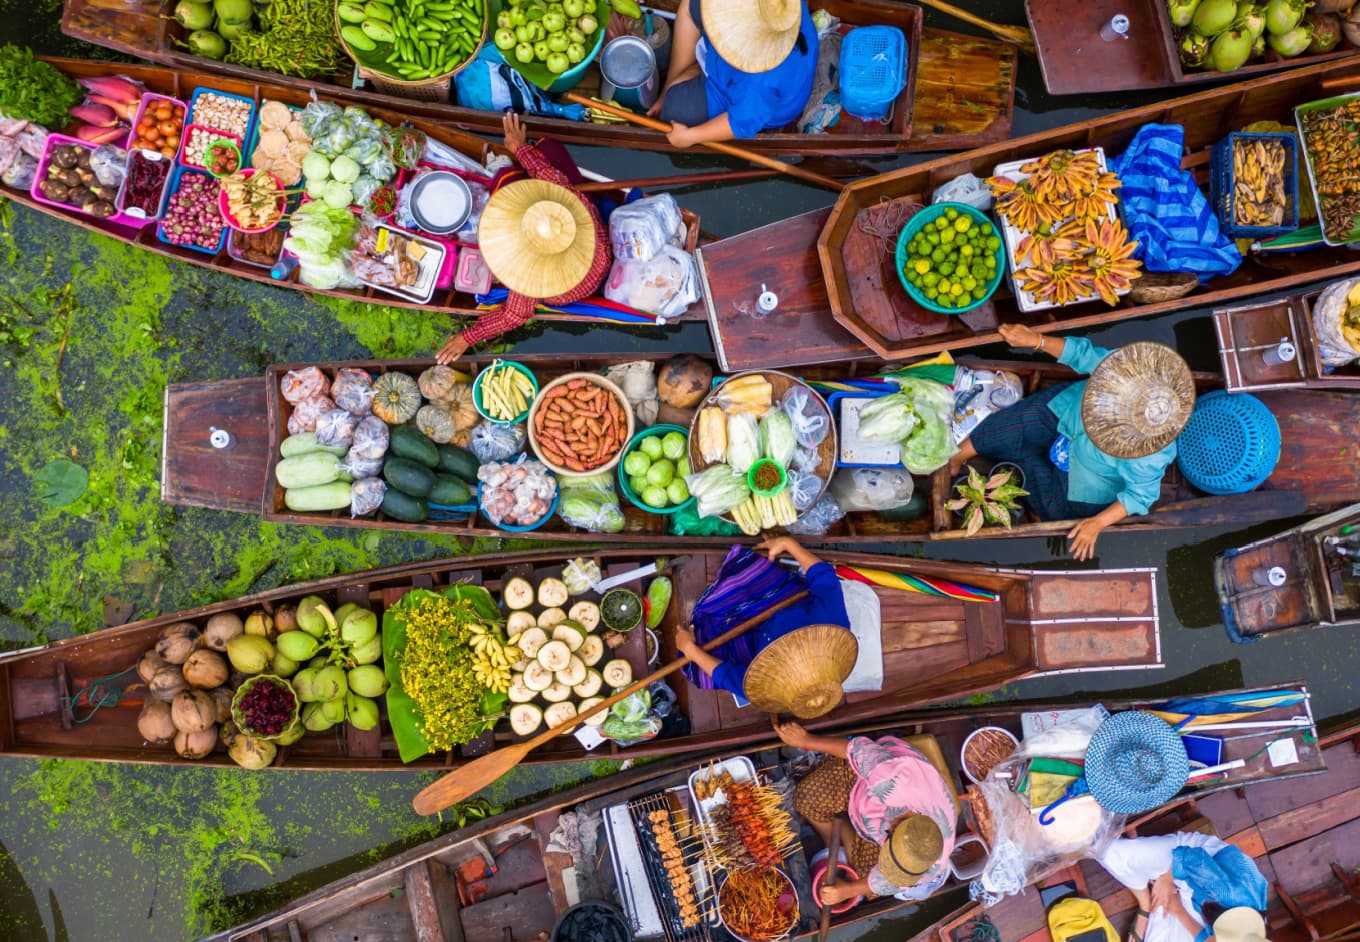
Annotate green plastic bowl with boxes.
[617,423,695,515]
[894,202,1005,315]
[473,360,538,425]
[746,458,787,498]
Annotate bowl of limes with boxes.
[618,424,695,514]
[895,202,1005,314]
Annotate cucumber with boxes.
[437,443,480,482]
[380,486,428,522]
[280,432,350,458]
[428,474,471,506]
[337,2,368,22]
[341,24,377,50]
[390,425,440,468]
[276,452,344,489]
[284,481,352,512]
[383,456,436,497]
[362,18,398,42]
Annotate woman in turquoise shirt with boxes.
[646,0,817,148]
[951,323,1195,561]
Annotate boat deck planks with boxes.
[911,32,1018,151]
[160,378,272,513]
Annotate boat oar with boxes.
[577,168,781,193]
[562,93,843,192]
[912,0,1036,54]
[817,815,843,942]
[411,590,810,815]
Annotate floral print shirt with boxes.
[847,735,957,900]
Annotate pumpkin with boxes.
[418,364,460,402]
[371,372,421,424]
[416,404,457,444]
[450,426,473,447]
[439,383,479,431]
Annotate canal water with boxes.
[0,4,1357,941]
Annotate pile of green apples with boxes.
[492,0,601,75]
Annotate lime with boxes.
[945,207,959,220]
[913,258,930,275]
[954,216,972,232]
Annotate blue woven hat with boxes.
[1084,711,1189,814]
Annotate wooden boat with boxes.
[697,58,1360,371]
[203,683,1328,942]
[163,351,1360,544]
[1024,0,1360,96]
[1214,289,1360,393]
[0,545,1165,771]
[6,58,705,326]
[60,0,1018,160]
[904,719,1360,942]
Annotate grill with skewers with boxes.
[627,790,715,942]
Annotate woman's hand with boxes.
[998,323,1044,351]
[436,333,469,366]
[502,110,528,152]
[675,625,698,655]
[646,86,667,118]
[757,536,800,561]
[817,883,851,906]
[1150,870,1177,914]
[773,718,811,750]
[667,121,696,148]
[1066,515,1106,561]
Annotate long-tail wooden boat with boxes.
[0,546,1165,771]
[202,684,1328,942]
[163,351,1360,544]
[697,58,1360,371]
[903,719,1360,942]
[60,0,1018,159]
[1214,502,1360,643]
[6,58,705,325]
[1214,290,1360,393]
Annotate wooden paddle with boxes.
[577,167,781,193]
[562,93,843,192]
[817,814,843,942]
[411,589,810,815]
[913,0,1036,54]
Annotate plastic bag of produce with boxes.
[782,385,830,448]
[300,100,343,140]
[1,151,36,190]
[90,144,128,188]
[287,394,335,435]
[857,392,920,443]
[785,468,822,512]
[830,467,915,512]
[1311,277,1360,367]
[667,503,745,536]
[759,409,797,468]
[348,415,389,461]
[609,193,683,262]
[558,473,626,533]
[343,451,383,479]
[469,420,526,464]
[603,246,699,319]
[932,171,991,211]
[785,492,845,536]
[279,365,330,403]
[350,477,386,517]
[477,456,557,528]
[725,413,760,473]
[685,464,750,518]
[953,368,1023,445]
[792,446,821,472]
[0,138,20,177]
[332,368,375,416]
[315,408,358,448]
[562,557,602,594]
[600,689,662,743]
[602,361,658,427]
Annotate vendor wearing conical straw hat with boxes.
[646,0,819,148]
[950,324,1195,561]
[436,113,611,365]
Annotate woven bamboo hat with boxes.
[1212,908,1269,942]
[701,0,802,73]
[742,624,857,719]
[877,814,945,888]
[1081,342,1196,459]
[478,179,595,299]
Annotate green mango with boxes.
[361,17,397,41]
[337,2,368,22]
[341,23,377,49]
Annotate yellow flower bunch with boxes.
[399,594,490,750]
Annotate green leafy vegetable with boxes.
[34,459,88,507]
[759,410,796,468]
[0,45,83,129]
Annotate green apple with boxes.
[497,10,513,27]
[661,431,686,460]
[566,40,585,63]
[547,31,569,52]
[567,25,585,42]
[623,451,651,477]
[645,459,674,488]
[543,10,566,32]
[494,27,516,50]
[514,41,534,62]
[563,0,583,16]
[546,51,570,73]
[666,479,690,505]
[514,22,533,42]
[642,485,669,508]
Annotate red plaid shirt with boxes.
[460,144,612,346]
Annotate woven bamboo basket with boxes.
[337,0,488,102]
[1128,271,1198,304]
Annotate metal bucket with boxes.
[599,35,659,111]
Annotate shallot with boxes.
[161,171,224,250]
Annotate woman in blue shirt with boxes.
[950,323,1195,561]
[646,0,818,148]
[677,536,848,701]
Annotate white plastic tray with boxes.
[359,224,445,304]
[687,755,756,828]
[837,396,902,466]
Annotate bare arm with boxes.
[757,536,824,572]
[675,626,721,675]
[999,323,1066,360]
[774,719,849,758]
[667,113,735,148]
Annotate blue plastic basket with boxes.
[1176,390,1281,495]
[156,165,228,256]
[839,26,906,121]
[1209,132,1299,241]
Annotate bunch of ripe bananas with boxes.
[468,622,517,692]
[1232,138,1288,228]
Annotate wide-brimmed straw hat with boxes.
[877,814,944,888]
[701,0,802,73]
[1081,342,1196,459]
[1084,711,1189,814]
[742,623,857,719]
[478,179,596,299]
[1212,907,1269,942]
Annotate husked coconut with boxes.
[149,665,189,702]
[155,622,202,664]
[208,686,233,724]
[137,699,176,744]
[171,688,218,733]
[202,613,244,652]
[137,649,169,685]
[175,726,218,759]
[182,649,230,689]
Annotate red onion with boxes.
[162,171,224,250]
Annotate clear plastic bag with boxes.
[469,420,526,464]
[90,144,128,188]
[0,138,20,177]
[932,172,991,211]
[421,136,494,179]
[829,467,915,512]
[785,468,822,512]
[609,194,683,262]
[300,100,343,140]
[477,456,557,528]
[602,361,658,428]
[350,477,386,517]
[315,408,359,448]
[953,368,1024,444]
[725,413,760,473]
[1,151,36,189]
[343,451,383,479]
[685,464,750,518]
[759,410,796,468]
[603,246,699,319]
[287,395,335,435]
[332,367,374,416]
[558,472,626,533]
[349,415,389,461]
[280,366,330,403]
[781,386,830,448]
[792,446,821,473]
[785,492,845,536]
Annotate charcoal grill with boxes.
[627,788,716,942]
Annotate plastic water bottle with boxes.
[1262,337,1296,366]
[1099,14,1130,40]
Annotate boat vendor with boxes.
[775,718,956,906]
[646,0,818,147]
[676,537,851,710]
[950,323,1196,561]
[435,112,611,365]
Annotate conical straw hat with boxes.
[701,0,802,73]
[478,179,596,299]
[1081,342,1196,459]
[743,624,857,719]
[877,814,945,887]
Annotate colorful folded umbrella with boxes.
[808,353,958,394]
[475,288,663,325]
[1147,689,1306,730]
[834,564,998,603]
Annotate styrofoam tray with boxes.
[688,755,756,828]
[357,224,446,303]
[835,393,902,467]
[992,146,1129,313]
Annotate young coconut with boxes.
[226,634,275,674]
[202,612,244,651]
[137,649,169,684]
[137,699,177,744]
[295,595,336,637]
[155,621,202,665]
[228,733,278,770]
[209,686,233,724]
[243,610,276,640]
[273,604,299,633]
[175,725,218,759]
[149,665,190,702]
[182,649,230,689]
[172,688,219,733]
[275,720,306,746]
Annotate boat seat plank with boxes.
[909,33,1017,153]
[964,603,1004,663]
[1028,571,1156,621]
[161,378,271,513]
[875,593,967,625]
[296,891,414,942]
[1213,299,1309,392]
[669,557,722,736]
[1031,619,1158,672]
[456,879,557,941]
[1259,390,1360,508]
[1245,740,1360,821]
[1258,785,1360,855]
[403,859,444,942]
[881,620,967,652]
[1267,816,1360,898]
[427,860,465,942]
[844,641,972,704]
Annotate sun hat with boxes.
[1212,907,1269,942]
[877,813,945,888]
[478,179,596,299]
[742,623,857,719]
[701,0,802,73]
[1081,342,1196,459]
[1084,710,1189,814]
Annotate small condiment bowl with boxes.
[747,458,787,498]
[204,138,242,179]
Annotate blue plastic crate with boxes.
[839,26,906,121]
[184,87,256,162]
[1209,132,1299,241]
[1176,390,1281,495]
[156,164,228,256]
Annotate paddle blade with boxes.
[412,742,529,816]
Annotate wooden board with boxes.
[910,32,1018,152]
[1215,293,1360,392]
[160,378,271,513]
[1260,389,1360,509]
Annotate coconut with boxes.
[292,667,321,702]
[137,649,169,685]
[1307,11,1343,49]
[271,650,300,678]
[312,664,348,702]
[149,665,189,702]
[275,720,306,746]
[226,634,275,674]
[1265,0,1306,33]
[1238,3,1267,38]
[1168,0,1203,26]
[175,725,218,759]
[182,649,230,689]
[228,734,278,770]
[137,699,177,744]
[1209,27,1255,70]
[339,608,377,647]
[203,613,244,652]
[320,697,347,724]
[243,611,275,640]
[1194,0,1239,34]
[172,688,218,733]
[346,693,380,731]
[1180,31,1211,66]
[155,622,202,665]
[274,605,299,633]
[276,630,321,662]
[1267,21,1313,53]
[348,664,389,698]
[301,701,335,731]
[349,634,382,665]
[658,355,713,408]
[333,602,361,626]
[296,596,334,637]
[1345,2,1360,45]
[209,686,234,724]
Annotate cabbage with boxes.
[891,376,957,474]
[301,151,331,182]
[330,155,360,184]
[759,410,796,467]
[685,464,750,517]
[322,179,353,208]
[857,393,920,443]
[283,202,358,289]
[725,413,760,473]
